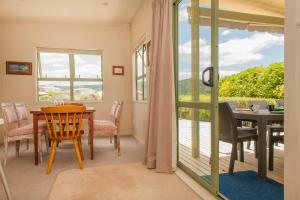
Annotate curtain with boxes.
[144,0,174,173]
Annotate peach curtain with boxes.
[144,0,173,173]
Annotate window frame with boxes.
[36,48,103,103]
[135,44,148,101]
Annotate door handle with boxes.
[202,66,214,87]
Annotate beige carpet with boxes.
[0,136,144,200]
[48,163,201,200]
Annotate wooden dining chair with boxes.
[268,125,284,170]
[42,105,86,174]
[1,103,45,165]
[94,101,123,156]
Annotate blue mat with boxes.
[205,171,283,200]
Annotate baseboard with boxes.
[175,168,217,200]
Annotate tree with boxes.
[219,62,284,99]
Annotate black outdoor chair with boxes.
[219,102,258,175]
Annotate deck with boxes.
[178,119,284,184]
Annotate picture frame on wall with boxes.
[6,61,32,75]
[112,66,125,75]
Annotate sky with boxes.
[178,1,284,80]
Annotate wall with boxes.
[130,0,152,144]
[0,20,133,136]
[284,0,300,199]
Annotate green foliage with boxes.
[219,62,284,99]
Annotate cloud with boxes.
[179,32,284,69]
[179,7,189,22]
[222,30,231,36]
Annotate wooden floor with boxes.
[179,143,284,184]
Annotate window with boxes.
[37,49,103,102]
[135,44,147,101]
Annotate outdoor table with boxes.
[30,107,96,165]
[233,109,284,179]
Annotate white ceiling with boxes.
[0,0,144,24]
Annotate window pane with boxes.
[137,79,144,101]
[39,52,70,78]
[74,54,102,79]
[74,81,102,101]
[38,81,70,101]
[136,53,143,77]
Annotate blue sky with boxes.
[178,2,284,80]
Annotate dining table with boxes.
[233,109,284,179]
[30,106,96,165]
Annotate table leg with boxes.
[89,113,94,160]
[257,118,267,179]
[33,114,39,165]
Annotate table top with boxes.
[233,109,284,116]
[30,106,95,114]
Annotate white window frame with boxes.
[36,48,103,102]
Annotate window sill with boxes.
[36,100,104,105]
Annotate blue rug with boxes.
[205,171,283,200]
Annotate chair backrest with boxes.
[114,101,123,124]
[109,101,119,119]
[14,102,29,122]
[41,105,86,140]
[0,103,19,130]
[227,101,237,111]
[247,100,268,110]
[219,102,238,143]
[275,99,284,107]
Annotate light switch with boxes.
[0,118,3,125]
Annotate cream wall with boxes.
[130,0,152,144]
[0,20,133,135]
[284,0,300,199]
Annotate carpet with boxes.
[48,163,201,200]
[206,171,283,200]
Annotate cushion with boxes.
[8,123,45,137]
[94,120,117,132]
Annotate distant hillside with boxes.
[178,79,210,96]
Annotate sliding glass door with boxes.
[174,0,219,195]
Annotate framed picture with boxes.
[6,61,32,75]
[112,66,124,75]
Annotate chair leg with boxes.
[229,143,237,175]
[110,136,113,144]
[3,138,8,166]
[239,142,244,162]
[38,135,43,164]
[0,163,12,200]
[78,138,84,160]
[275,132,280,146]
[114,135,117,149]
[117,135,120,156]
[73,140,83,170]
[269,139,274,171]
[15,140,20,157]
[246,141,251,149]
[47,140,57,174]
[26,139,30,150]
[254,141,258,158]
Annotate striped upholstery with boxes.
[15,103,29,121]
[94,120,117,132]
[8,123,45,137]
[109,101,119,119]
[1,103,18,125]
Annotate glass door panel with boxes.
[175,0,219,194]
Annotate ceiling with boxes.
[0,0,144,24]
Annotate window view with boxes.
[37,50,103,102]
[135,44,147,101]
